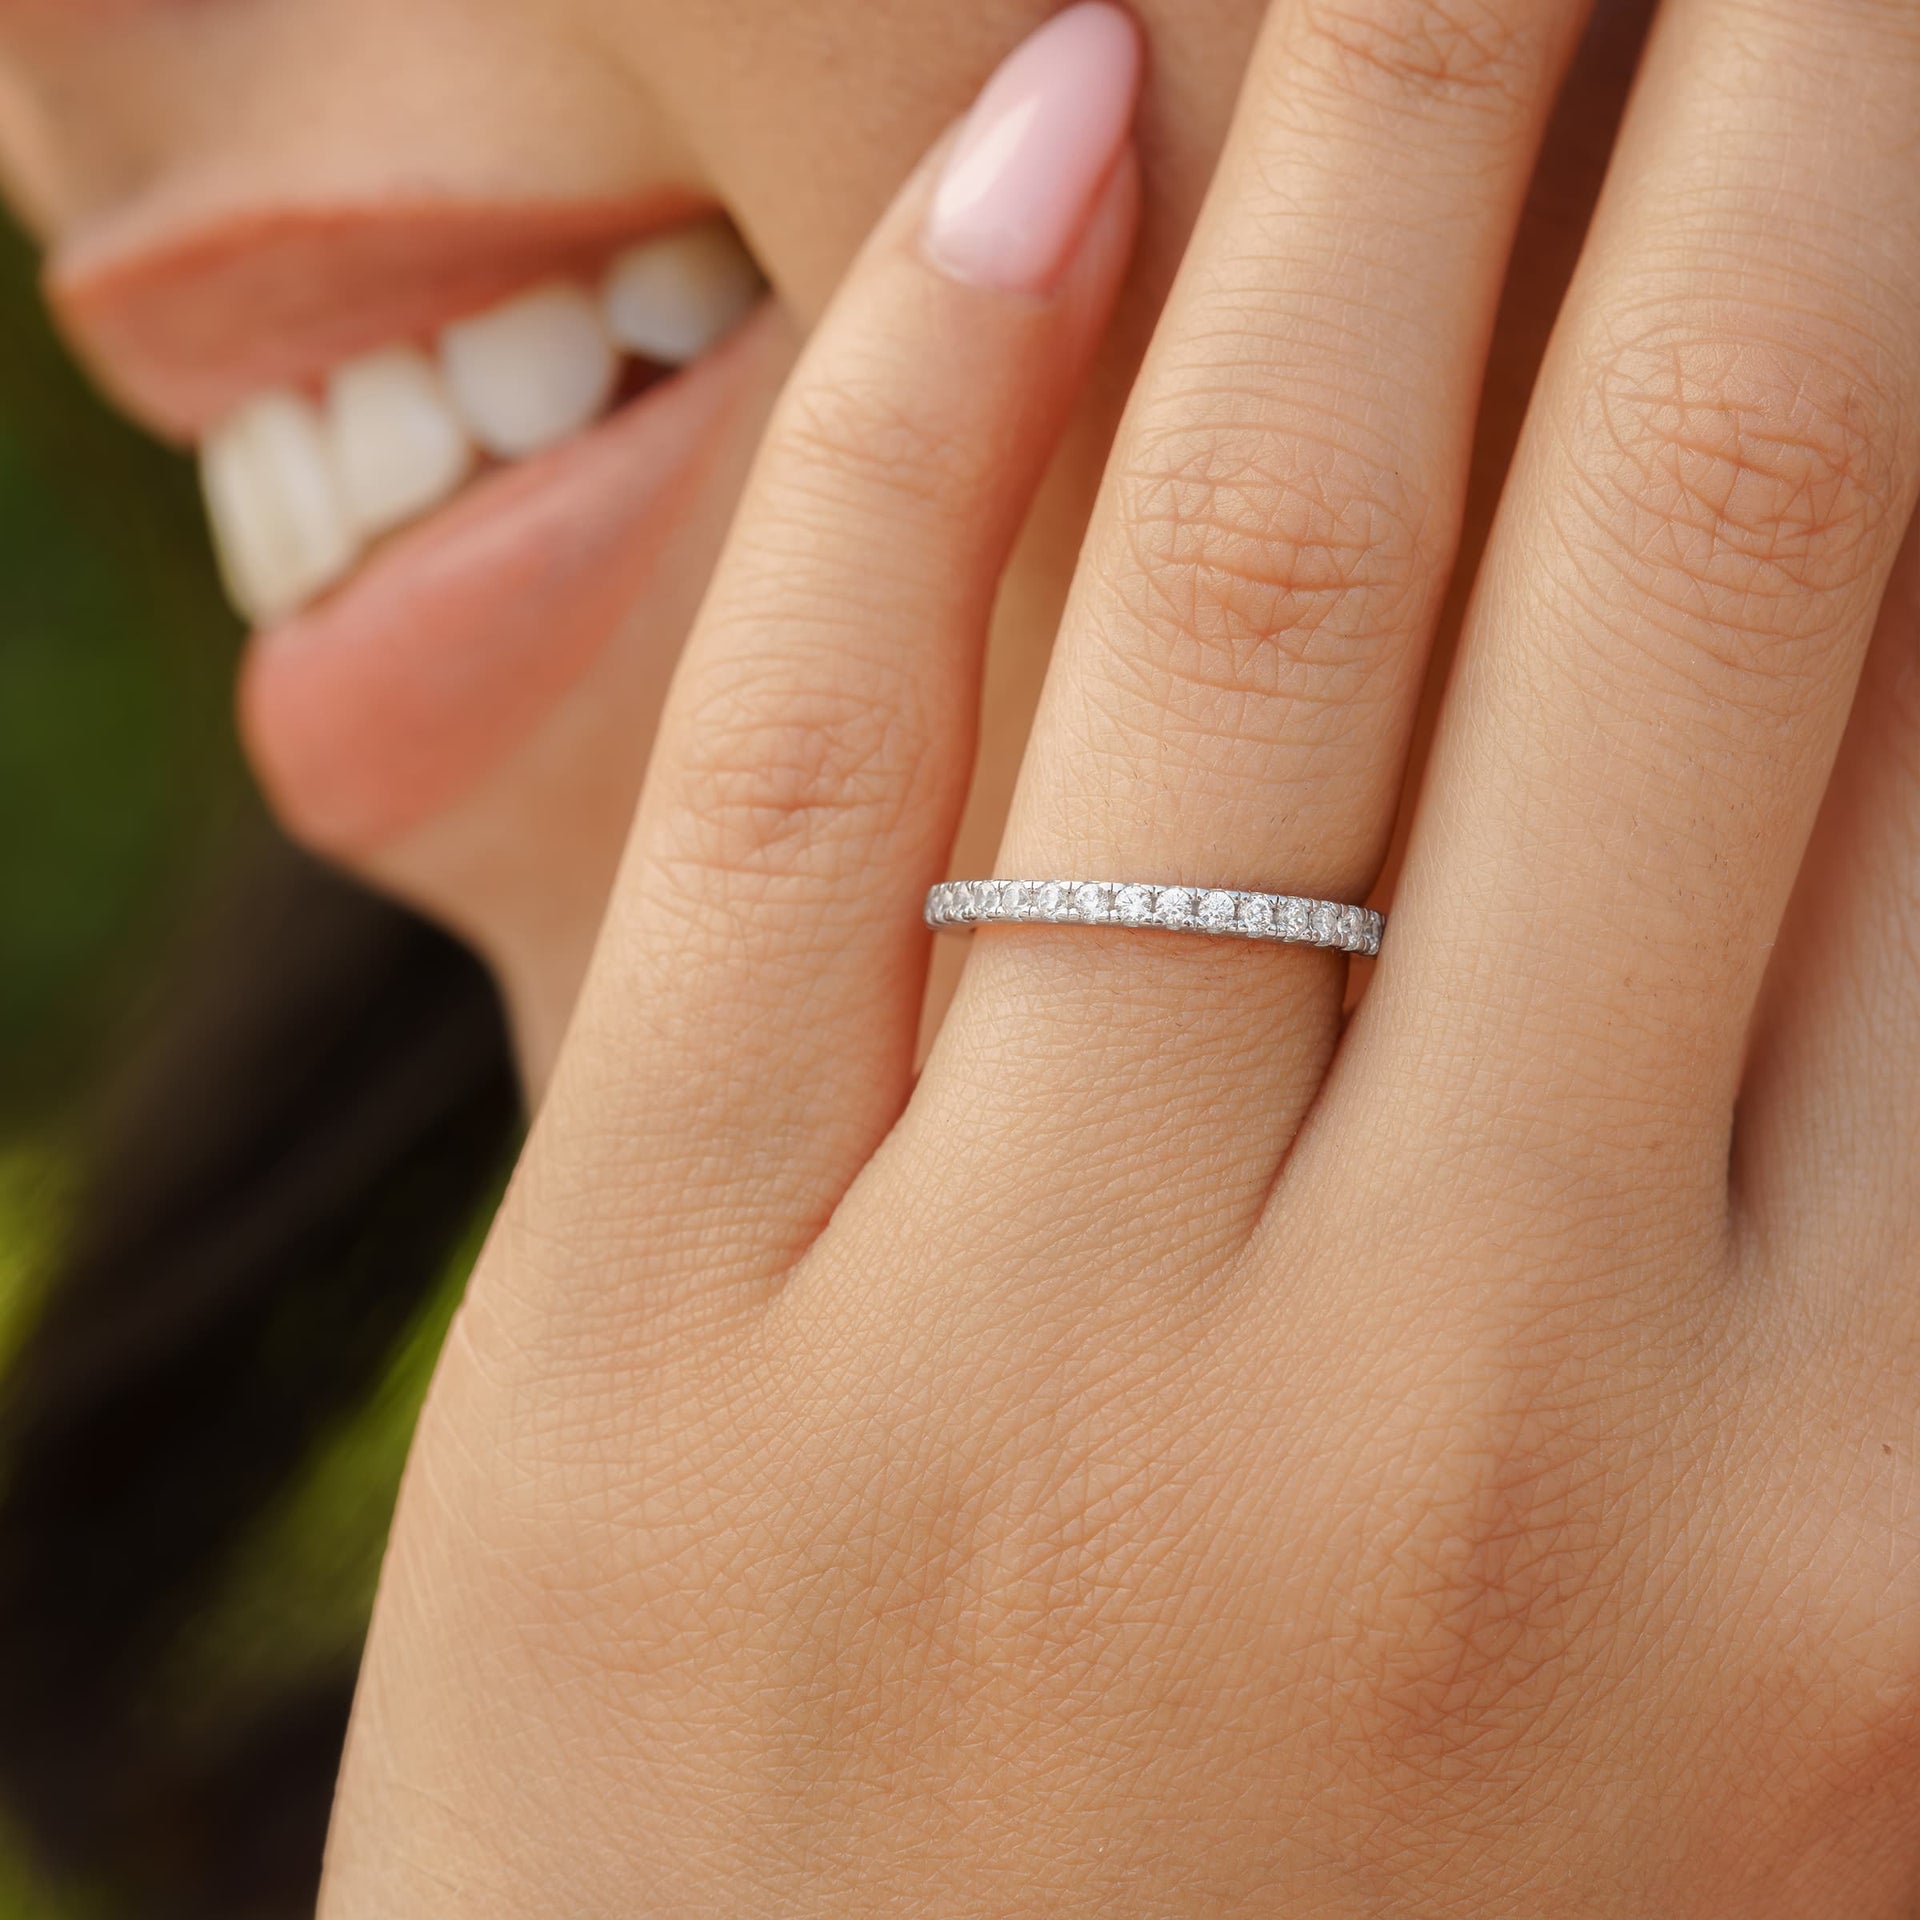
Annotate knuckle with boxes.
[1292,0,1542,114]
[1779,1607,1920,1821]
[770,369,991,526]
[1338,1369,1623,1771]
[657,663,928,889]
[1560,322,1899,682]
[1101,421,1433,739]
[1723,1430,1920,1825]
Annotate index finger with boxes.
[516,5,1143,1331]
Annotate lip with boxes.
[47,196,782,853]
[47,193,712,439]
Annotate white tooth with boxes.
[602,220,764,366]
[199,390,360,624]
[439,283,618,460]
[326,345,474,539]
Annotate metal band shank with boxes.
[925,880,1383,956]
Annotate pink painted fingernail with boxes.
[921,3,1143,293]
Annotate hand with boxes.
[323,0,1920,1910]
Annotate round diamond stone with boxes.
[1115,884,1156,926]
[1071,882,1107,922]
[1281,898,1312,941]
[968,880,999,918]
[1338,905,1365,949]
[998,881,1030,919]
[1198,889,1238,932]
[1033,881,1066,917]
[1157,887,1194,929]
[1311,902,1339,944]
[1239,894,1274,936]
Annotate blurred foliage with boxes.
[0,222,250,1126]
[160,1224,470,1722]
[0,1150,65,1382]
[0,203,248,1918]
[0,214,471,1914]
[0,1836,97,1920]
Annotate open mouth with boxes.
[48,198,786,850]
[197,217,764,625]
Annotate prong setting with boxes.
[924,882,1383,956]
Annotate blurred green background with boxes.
[0,214,459,1917]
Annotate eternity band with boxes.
[925,880,1384,956]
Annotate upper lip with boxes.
[46,190,714,442]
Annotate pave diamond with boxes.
[927,881,1381,951]
[1197,889,1239,932]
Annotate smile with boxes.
[46,197,785,852]
[198,219,762,624]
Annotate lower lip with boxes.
[237,308,777,854]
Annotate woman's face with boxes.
[0,0,1261,1078]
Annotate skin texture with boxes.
[6,0,1920,1912]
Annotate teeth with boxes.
[602,220,764,366]
[197,224,765,624]
[327,346,475,540]
[200,391,360,625]
[439,283,618,460]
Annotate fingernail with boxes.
[921,3,1142,293]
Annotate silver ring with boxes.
[925,880,1383,956]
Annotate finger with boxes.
[518,6,1142,1312]
[926,0,1593,1228]
[1350,0,1920,1219]
[1734,515,1920,1287]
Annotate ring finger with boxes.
[926,0,1594,1235]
